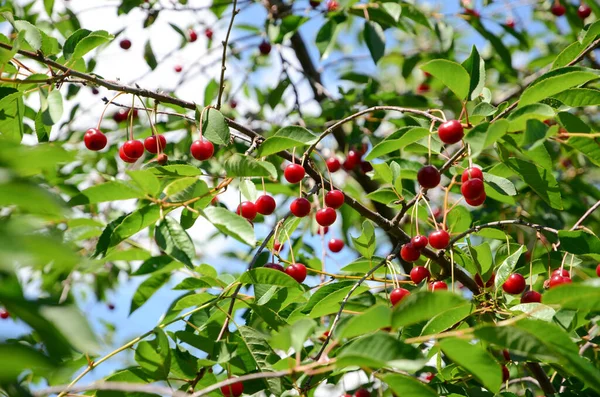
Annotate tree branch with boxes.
[448,219,559,246]
[216,0,239,109]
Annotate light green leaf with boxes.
[134,328,171,379]
[364,21,385,64]
[558,230,600,255]
[366,128,430,160]
[462,45,486,100]
[383,374,438,397]
[237,327,282,395]
[155,216,196,268]
[69,181,144,205]
[270,318,316,352]
[465,120,508,156]
[64,29,113,60]
[109,205,162,248]
[483,173,517,196]
[519,67,599,107]
[446,206,472,233]
[554,88,600,107]
[40,305,100,355]
[507,104,555,132]
[504,157,562,209]
[200,107,230,145]
[41,89,63,126]
[130,272,170,314]
[421,303,473,336]
[352,221,376,259]
[494,245,525,291]
[127,170,161,197]
[257,126,317,157]
[392,291,468,328]
[338,304,392,339]
[14,20,42,50]
[0,344,55,381]
[203,206,256,246]
[543,280,600,310]
[172,293,215,310]
[239,268,303,289]
[421,59,470,99]
[225,154,277,179]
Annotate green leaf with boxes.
[257,126,317,157]
[316,18,342,58]
[439,338,502,393]
[506,104,555,132]
[135,328,171,379]
[237,327,282,395]
[494,245,525,291]
[421,59,470,99]
[462,45,486,100]
[365,127,430,160]
[519,67,599,107]
[202,206,256,246]
[44,0,54,16]
[109,205,162,248]
[553,88,600,107]
[130,272,169,314]
[558,230,600,255]
[421,303,473,336]
[127,170,161,197]
[155,216,196,268]
[172,293,215,310]
[239,268,303,289]
[383,374,438,397]
[225,154,277,179]
[144,40,158,70]
[352,221,376,259]
[338,304,392,339]
[543,280,600,310]
[40,305,101,355]
[147,164,203,177]
[392,291,468,328]
[504,157,562,209]
[40,90,63,126]
[14,20,42,50]
[446,206,472,233]
[0,344,55,381]
[364,21,385,64]
[301,281,354,314]
[309,284,369,317]
[200,107,230,145]
[270,318,316,352]
[64,29,113,60]
[70,181,144,205]
[483,172,517,196]
[0,90,25,142]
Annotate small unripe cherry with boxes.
[506,18,515,28]
[461,167,483,183]
[285,263,307,283]
[119,38,132,50]
[401,243,420,263]
[411,235,428,250]
[315,207,337,226]
[325,190,344,209]
[328,238,344,252]
[264,263,285,272]
[417,165,441,189]
[91,87,99,95]
[290,197,311,217]
[119,146,137,163]
[113,108,130,123]
[122,140,144,159]
[144,134,167,154]
[502,273,526,295]
[107,303,115,311]
[188,29,198,42]
[190,140,214,161]
[429,230,450,249]
[84,128,108,151]
[259,40,272,55]
[429,281,448,291]
[521,290,542,303]
[461,179,485,200]
[284,164,305,183]
[549,275,571,288]
[220,380,243,397]
[237,201,257,220]
[255,195,276,215]
[410,266,430,284]
[437,120,464,144]
[326,157,341,172]
[390,288,410,306]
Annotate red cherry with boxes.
[502,349,511,362]
[475,272,495,288]
[328,238,344,252]
[438,120,464,144]
[190,140,214,161]
[410,266,430,284]
[259,40,272,55]
[188,29,198,42]
[113,108,129,123]
[506,18,515,28]
[317,226,329,235]
[521,290,542,303]
[157,153,168,165]
[578,4,592,19]
[596,264,600,277]
[429,230,450,249]
[91,87,99,95]
[326,157,341,172]
[264,263,285,272]
[122,140,144,159]
[344,150,361,170]
[429,281,448,291]
[325,190,344,209]
[309,0,320,8]
[107,303,116,311]
[255,195,276,215]
[411,235,428,250]
[417,165,441,189]
[354,389,370,397]
[502,365,510,382]
[461,179,485,200]
[237,201,257,220]
[0,309,9,319]
[220,380,243,397]
[390,288,410,306]
[284,164,305,183]
[119,38,132,50]
[401,243,421,263]
[552,268,569,278]
[119,146,137,163]
[285,263,307,283]
[290,197,311,217]
[327,0,339,12]
[502,273,526,294]
[551,3,566,16]
[205,28,214,40]
[174,65,183,73]
[424,373,434,382]
[549,275,571,288]
[417,83,430,94]
[230,99,237,109]
[465,192,486,206]
[144,135,167,154]
[84,128,107,151]
[461,167,483,183]
[316,207,337,226]
[273,240,283,252]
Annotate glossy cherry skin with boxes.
[259,40,272,55]
[354,389,370,397]
[284,164,305,183]
[344,150,361,170]
[237,201,257,220]
[317,226,329,235]
[596,263,600,277]
[551,4,566,16]
[264,263,285,272]
[410,266,430,284]
[316,207,337,226]
[461,167,483,183]
[273,240,283,252]
[113,108,130,123]
[119,146,137,163]
[122,140,144,159]
[390,288,410,306]
[325,190,344,209]
[188,29,198,42]
[401,243,420,263]
[328,238,344,252]
[417,165,441,189]
[521,290,542,303]
[411,235,428,250]
[0,309,9,319]
[174,65,183,73]
[462,178,485,201]
[255,195,276,215]
[119,39,132,50]
[417,83,430,94]
[552,268,569,278]
[438,120,464,144]
[84,128,107,151]
[549,275,571,288]
[429,230,450,249]
[326,157,341,172]
[220,380,243,397]
[578,4,592,19]
[429,281,448,291]
[290,197,311,217]
[286,263,307,283]
[502,273,526,294]
[465,192,487,206]
[205,28,213,40]
[190,140,214,161]
[144,135,167,154]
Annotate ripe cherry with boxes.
[461,167,483,183]
[461,179,485,200]
[344,150,361,170]
[122,140,144,159]
[255,195,276,215]
[290,197,311,217]
[119,38,132,50]
[596,263,600,277]
[325,190,344,209]
[429,280,448,291]
[327,0,339,12]
[552,268,569,278]
[264,263,285,272]
[144,135,167,154]
[190,140,214,161]
[417,83,430,94]
[205,28,214,40]
[401,243,421,263]
[475,273,495,288]
[551,3,566,16]
[119,146,137,163]
[326,157,341,172]
[465,192,486,207]
[549,275,571,288]
[429,230,450,249]
[174,65,183,73]
[84,128,107,151]
[188,29,198,42]
[0,309,9,319]
[259,40,272,55]
[284,164,305,183]
[578,4,592,19]
[220,380,243,397]
[502,273,526,294]
[237,201,257,220]
[521,290,542,303]
[354,389,370,397]
[411,235,428,250]
[502,365,510,382]
[316,207,337,226]
[286,263,307,283]
[113,108,130,123]
[502,349,511,362]
[410,266,430,284]
[390,288,410,306]
[273,240,283,252]
[417,165,441,189]
[438,120,464,144]
[506,18,515,28]
[328,238,344,252]
[230,100,237,109]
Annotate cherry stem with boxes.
[284,228,295,264]
[97,92,124,130]
[261,178,266,195]
[135,95,161,153]
[129,95,135,141]
[421,195,439,230]
[313,150,335,191]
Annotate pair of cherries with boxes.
[400,230,450,263]
[264,262,307,283]
[119,134,168,163]
[237,195,277,220]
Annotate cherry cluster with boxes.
[551,1,592,19]
[220,380,243,397]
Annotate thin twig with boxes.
[449,219,559,246]
[216,0,239,109]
